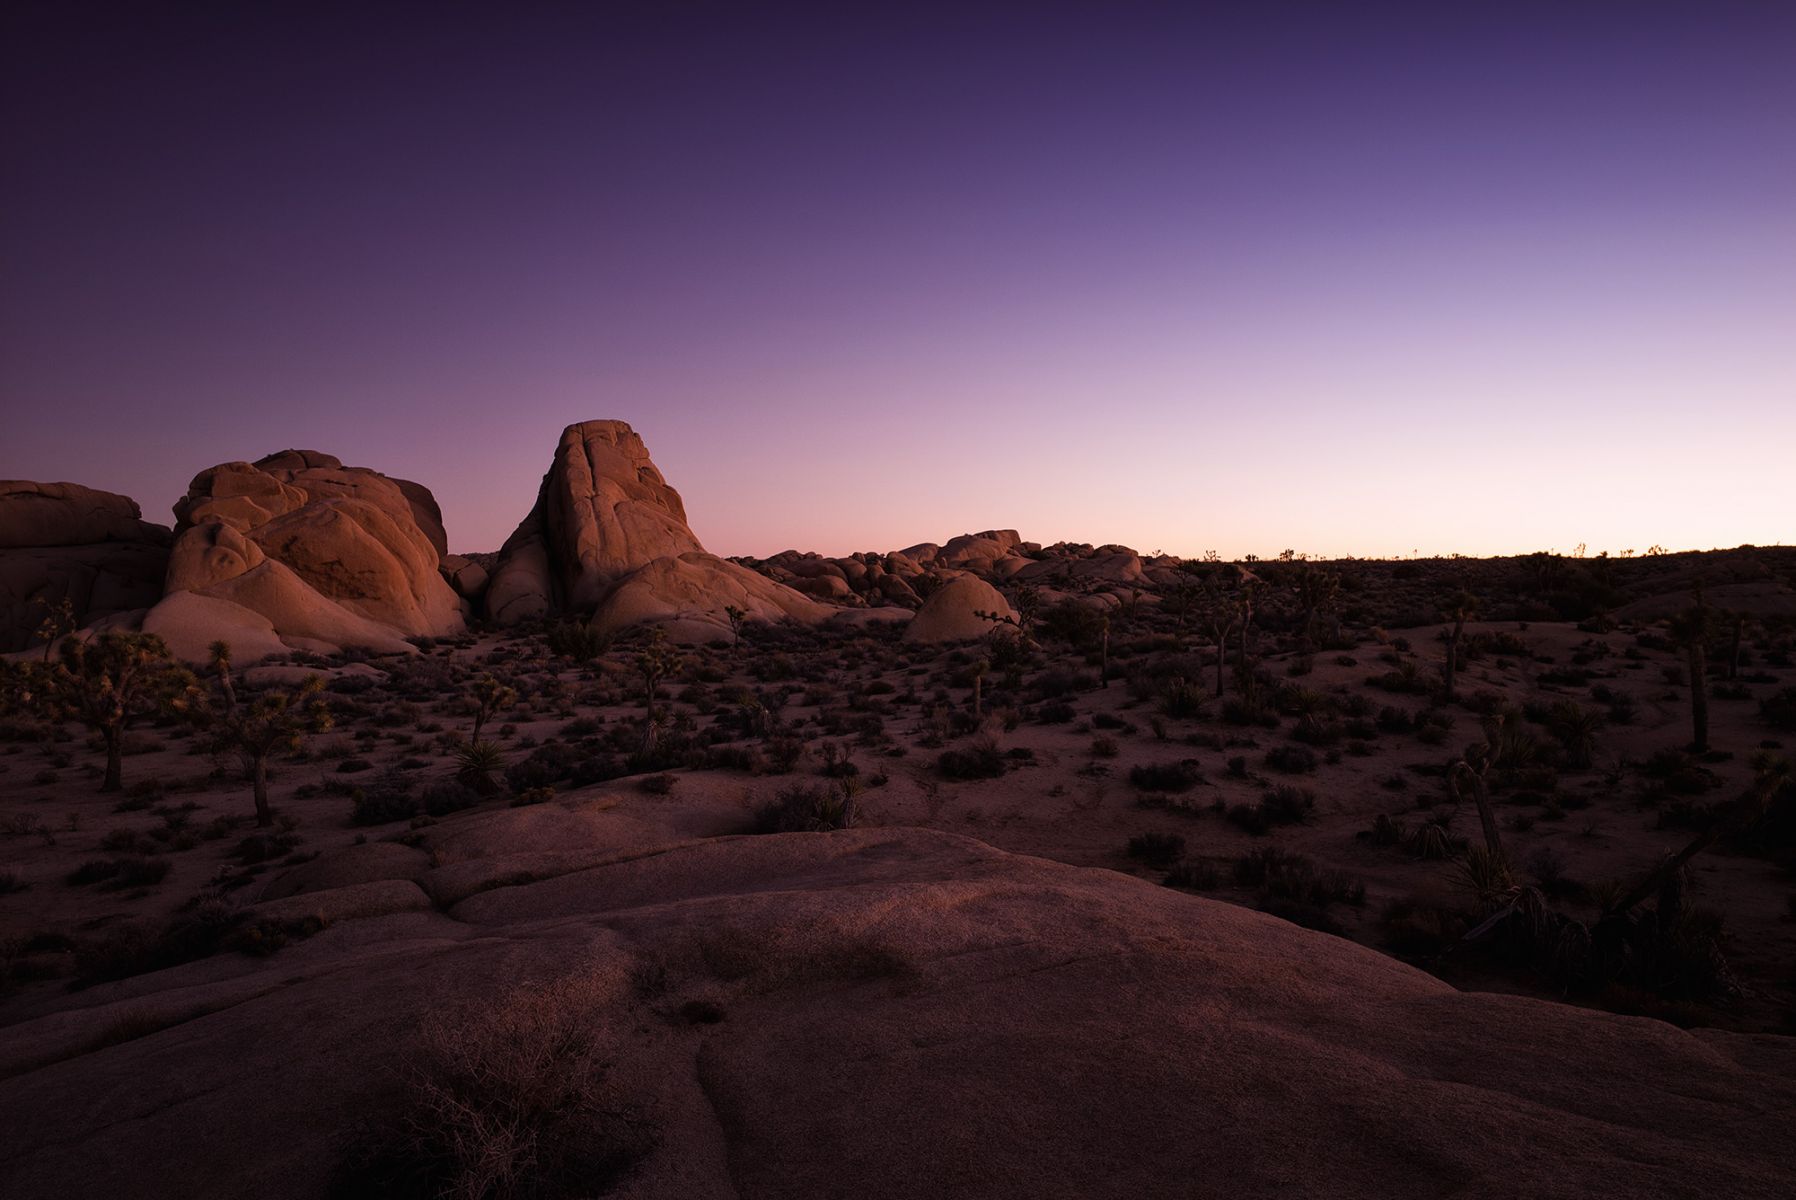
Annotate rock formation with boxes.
[485,420,704,624]
[485,420,825,641]
[142,450,463,660]
[592,551,829,643]
[0,482,170,653]
[3,823,1791,1199]
[903,573,1018,643]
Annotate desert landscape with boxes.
[6,3,1795,1198]
[2,420,1794,1197]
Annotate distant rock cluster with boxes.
[0,420,1180,661]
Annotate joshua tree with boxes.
[1668,588,1714,753]
[1163,576,1202,631]
[634,629,683,753]
[1189,569,1243,698]
[1606,752,1791,917]
[1450,716,1507,865]
[34,596,77,663]
[970,658,989,717]
[1098,614,1111,689]
[467,673,517,742]
[1725,613,1746,681]
[1235,572,1264,698]
[1438,590,1478,701]
[29,631,192,793]
[186,642,332,826]
[1284,561,1341,645]
[976,583,1041,645]
[724,605,747,655]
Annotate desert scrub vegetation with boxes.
[335,967,654,1200]
[935,734,1005,780]
[1128,759,1204,793]
[749,782,859,834]
[1226,785,1314,835]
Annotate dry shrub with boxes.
[336,967,653,1199]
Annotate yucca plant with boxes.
[1456,845,1518,916]
[455,740,506,795]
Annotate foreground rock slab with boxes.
[2,823,1791,1199]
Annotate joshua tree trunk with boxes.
[253,753,273,827]
[101,726,123,793]
[1443,615,1465,701]
[972,673,983,717]
[1608,775,1781,916]
[1687,642,1709,753]
[1728,618,1744,680]
[1452,761,1504,863]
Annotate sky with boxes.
[3,1,1792,559]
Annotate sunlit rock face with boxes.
[0,481,171,652]
[903,573,1017,643]
[485,420,705,625]
[485,419,824,639]
[144,449,462,660]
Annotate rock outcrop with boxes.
[903,573,1017,643]
[486,421,825,639]
[592,551,830,643]
[0,482,171,652]
[143,450,462,660]
[485,420,705,624]
[3,823,1792,1199]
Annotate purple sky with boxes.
[4,2,1792,559]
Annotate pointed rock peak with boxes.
[485,419,707,623]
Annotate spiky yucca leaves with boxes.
[1404,820,1460,861]
[1545,701,1603,770]
[1457,845,1518,916]
[184,641,332,826]
[456,740,506,796]
[28,631,193,793]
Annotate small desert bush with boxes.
[1226,785,1314,834]
[1233,847,1365,912]
[1263,744,1318,774]
[335,968,652,1199]
[1161,858,1222,890]
[544,622,611,663]
[751,783,857,834]
[422,780,482,817]
[351,775,421,826]
[66,857,171,890]
[936,736,1005,781]
[1128,760,1203,793]
[1761,687,1796,732]
[1126,831,1185,868]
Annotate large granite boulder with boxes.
[592,551,831,643]
[904,573,1017,643]
[0,482,171,653]
[486,420,825,638]
[144,450,462,660]
[485,420,704,624]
